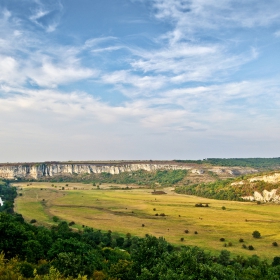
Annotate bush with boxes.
[153,208,156,211]
[155,213,158,216]
[248,245,254,250]
[69,221,75,226]
[142,224,145,227]
[194,231,198,234]
[30,219,37,224]
[222,206,226,210]
[159,213,165,216]
[53,216,59,222]
[180,237,184,241]
[272,242,278,247]
[228,242,232,247]
[220,238,225,242]
[239,238,244,243]
[184,230,189,234]
[252,230,261,239]
[242,244,247,249]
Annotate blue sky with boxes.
[0,0,280,162]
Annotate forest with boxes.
[175,158,280,170]
[2,180,280,279]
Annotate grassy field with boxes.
[14,182,280,260]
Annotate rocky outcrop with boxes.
[242,189,280,203]
[249,173,280,183]
[0,162,193,180]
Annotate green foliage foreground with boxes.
[1,212,280,279]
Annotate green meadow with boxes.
[14,182,280,260]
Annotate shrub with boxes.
[194,231,198,234]
[153,208,156,211]
[180,237,184,241]
[222,206,226,210]
[272,242,278,247]
[228,242,232,247]
[252,230,261,239]
[19,193,23,196]
[155,213,159,216]
[66,184,68,186]
[220,238,225,242]
[184,230,189,234]
[272,257,280,266]
[242,244,247,249]
[239,238,244,243]
[69,221,75,226]
[53,216,59,222]
[30,219,37,224]
[142,224,145,227]
[159,213,166,216]
[248,245,254,250]
[257,201,261,205]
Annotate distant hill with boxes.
[175,158,280,170]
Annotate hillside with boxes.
[176,171,280,202]
[0,159,266,182]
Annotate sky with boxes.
[0,0,280,162]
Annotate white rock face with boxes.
[191,169,204,175]
[242,189,280,202]
[0,162,192,179]
[0,197,3,206]
[249,173,280,183]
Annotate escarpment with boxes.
[0,161,257,180]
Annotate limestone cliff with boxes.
[0,161,257,180]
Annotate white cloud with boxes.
[29,0,63,32]
[274,30,280,37]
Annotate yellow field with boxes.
[14,182,280,260]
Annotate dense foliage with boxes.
[34,170,187,187]
[0,179,17,213]
[175,158,280,169]
[2,212,280,279]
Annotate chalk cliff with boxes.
[0,161,257,180]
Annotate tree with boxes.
[252,230,261,239]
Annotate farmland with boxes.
[14,182,280,260]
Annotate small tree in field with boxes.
[252,230,261,239]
